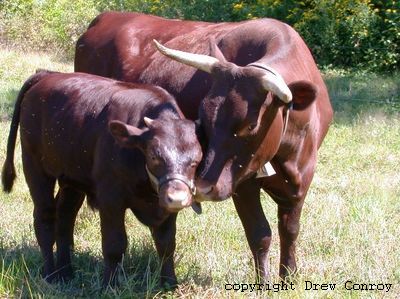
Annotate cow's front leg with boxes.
[99,204,127,287]
[277,202,303,278]
[55,187,85,281]
[233,179,271,282]
[150,213,178,288]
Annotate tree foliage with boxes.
[0,0,398,71]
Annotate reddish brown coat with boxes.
[75,12,333,280]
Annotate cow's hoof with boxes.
[279,265,298,280]
[161,278,178,291]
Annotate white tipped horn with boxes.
[153,39,219,74]
[249,63,292,103]
[144,117,155,127]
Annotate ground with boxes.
[0,48,399,298]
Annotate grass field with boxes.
[0,47,399,298]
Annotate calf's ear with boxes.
[287,80,318,110]
[109,120,146,148]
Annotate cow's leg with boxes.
[99,203,127,286]
[233,179,271,282]
[55,187,85,281]
[150,213,178,288]
[268,159,312,278]
[277,201,303,278]
[22,154,56,282]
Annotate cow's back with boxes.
[75,12,282,83]
[75,12,212,80]
[76,12,311,83]
[75,12,332,133]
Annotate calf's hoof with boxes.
[43,271,58,284]
[56,265,74,282]
[102,271,120,289]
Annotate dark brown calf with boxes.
[1,70,202,286]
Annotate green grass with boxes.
[0,47,72,120]
[0,48,399,298]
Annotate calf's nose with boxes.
[161,181,193,211]
[167,190,191,207]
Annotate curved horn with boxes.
[153,39,219,74]
[249,63,292,103]
[144,117,155,127]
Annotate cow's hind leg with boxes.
[233,179,271,282]
[150,214,178,288]
[55,187,85,281]
[22,154,57,282]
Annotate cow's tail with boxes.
[2,69,52,192]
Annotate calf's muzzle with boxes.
[146,165,196,211]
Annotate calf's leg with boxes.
[99,204,127,287]
[150,214,178,288]
[22,153,56,282]
[55,187,85,281]
[233,179,272,282]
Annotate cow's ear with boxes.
[287,80,318,110]
[210,38,227,63]
[109,120,146,148]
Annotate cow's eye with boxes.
[190,162,197,168]
[248,123,257,131]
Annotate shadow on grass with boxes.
[0,240,211,298]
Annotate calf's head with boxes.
[154,40,317,201]
[109,117,202,212]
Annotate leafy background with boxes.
[0,0,399,71]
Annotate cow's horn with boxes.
[249,63,292,103]
[144,117,154,127]
[153,39,219,74]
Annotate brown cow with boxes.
[75,12,333,280]
[1,70,202,286]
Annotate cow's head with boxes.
[109,117,202,212]
[154,40,317,201]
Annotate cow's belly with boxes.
[20,130,94,193]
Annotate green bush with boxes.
[292,0,399,72]
[0,0,99,56]
[0,0,399,71]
